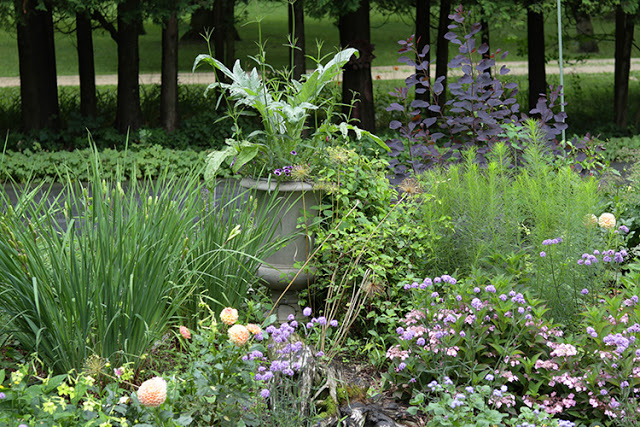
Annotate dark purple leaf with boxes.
[478,43,489,55]
[462,64,472,75]
[500,65,510,75]
[466,23,482,39]
[501,50,509,60]
[420,44,430,56]
[410,100,430,109]
[433,80,444,95]
[444,32,462,45]
[386,103,405,112]
[389,120,402,130]
[505,82,518,90]
[422,117,437,127]
[431,133,445,141]
[428,105,441,113]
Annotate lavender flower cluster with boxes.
[577,249,627,265]
[249,308,339,399]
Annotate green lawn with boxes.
[0,0,635,77]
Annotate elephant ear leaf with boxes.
[231,142,261,174]
[204,142,236,183]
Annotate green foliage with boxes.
[0,157,200,373]
[0,144,207,183]
[416,141,601,279]
[307,146,447,359]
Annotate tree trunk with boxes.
[338,0,376,132]
[435,0,452,108]
[288,0,306,80]
[115,0,143,133]
[14,0,60,131]
[527,1,547,112]
[182,7,215,41]
[415,0,431,102]
[223,0,236,67]
[161,13,179,133]
[574,11,599,53]
[614,6,635,129]
[76,12,97,119]
[480,18,491,77]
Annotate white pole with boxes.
[557,0,566,142]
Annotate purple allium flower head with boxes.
[465,386,474,393]
[619,225,630,233]
[303,307,312,317]
[403,283,411,290]
[329,319,338,327]
[416,337,426,346]
[485,285,496,293]
[261,389,270,398]
[518,307,525,314]
[485,374,494,381]
[585,260,592,265]
[593,250,600,255]
[600,389,608,396]
[509,291,516,297]
[459,331,466,337]
[581,288,589,295]
[586,327,597,338]
[317,316,327,326]
[306,322,314,329]
[290,320,298,328]
[397,362,407,371]
[603,256,611,263]
[431,291,439,298]
[471,298,483,310]
[288,314,295,321]
[473,287,481,293]
[499,294,508,301]
[434,277,442,283]
[456,295,462,301]
[621,381,630,388]
[540,251,546,257]
[396,327,405,335]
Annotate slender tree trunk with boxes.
[527,0,547,112]
[480,18,491,77]
[574,11,599,53]
[614,6,635,129]
[161,13,179,133]
[415,0,431,102]
[435,0,452,108]
[115,0,143,133]
[338,0,376,132]
[223,0,236,67]
[76,12,97,119]
[15,0,60,131]
[288,0,306,80]
[181,7,215,41]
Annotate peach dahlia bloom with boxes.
[137,377,167,407]
[220,307,239,325]
[179,325,191,340]
[245,323,262,335]
[228,324,251,346]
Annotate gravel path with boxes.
[0,58,637,87]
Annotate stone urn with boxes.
[239,178,321,322]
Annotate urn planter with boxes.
[239,178,321,322]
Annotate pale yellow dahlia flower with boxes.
[598,213,616,229]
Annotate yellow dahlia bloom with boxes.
[179,325,191,340]
[598,213,616,229]
[137,377,167,407]
[228,324,250,346]
[220,307,239,325]
[245,323,262,335]
[584,214,598,227]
